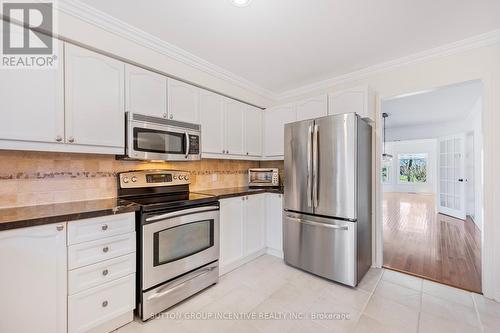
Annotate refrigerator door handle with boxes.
[312,124,319,208]
[285,215,349,230]
[307,124,313,207]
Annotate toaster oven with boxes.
[248,168,280,187]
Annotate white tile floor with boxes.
[115,255,500,333]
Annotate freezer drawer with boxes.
[283,212,357,286]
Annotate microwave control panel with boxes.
[188,135,200,154]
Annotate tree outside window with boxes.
[398,153,427,183]
[381,164,391,184]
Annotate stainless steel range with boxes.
[118,170,219,321]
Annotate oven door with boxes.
[142,206,219,290]
[127,118,200,161]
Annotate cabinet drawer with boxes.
[68,253,135,295]
[68,213,135,245]
[68,233,136,270]
[68,274,135,333]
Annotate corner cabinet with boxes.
[167,78,200,123]
[0,223,67,333]
[65,44,125,152]
[263,104,297,158]
[125,64,167,118]
[328,86,375,121]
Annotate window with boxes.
[381,164,391,184]
[398,153,427,183]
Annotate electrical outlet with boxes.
[212,173,218,182]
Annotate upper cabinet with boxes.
[263,104,297,158]
[329,85,375,121]
[0,37,64,145]
[65,44,125,150]
[125,65,167,118]
[199,89,225,155]
[244,105,263,157]
[168,78,199,123]
[296,94,328,121]
[224,99,245,156]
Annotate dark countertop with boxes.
[194,186,283,200]
[0,187,283,232]
[0,198,140,232]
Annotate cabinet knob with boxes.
[102,246,109,253]
[55,135,63,142]
[102,300,108,308]
[56,224,64,231]
[169,114,173,119]
[68,137,75,143]
[226,150,229,154]
[102,269,109,276]
[101,224,108,231]
[163,113,168,119]
[246,152,249,155]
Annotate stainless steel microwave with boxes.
[248,168,280,187]
[120,112,201,161]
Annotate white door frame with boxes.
[373,82,486,295]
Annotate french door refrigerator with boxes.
[283,113,372,287]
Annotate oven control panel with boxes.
[119,170,190,188]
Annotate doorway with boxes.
[379,80,483,293]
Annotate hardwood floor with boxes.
[382,192,482,293]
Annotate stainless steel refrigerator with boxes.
[283,113,372,287]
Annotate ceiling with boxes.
[382,80,483,128]
[78,0,500,95]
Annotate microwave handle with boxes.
[184,132,190,158]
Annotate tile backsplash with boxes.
[0,150,282,208]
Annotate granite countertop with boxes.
[0,198,140,232]
[194,186,283,199]
[0,187,283,232]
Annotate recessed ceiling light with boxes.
[232,0,252,7]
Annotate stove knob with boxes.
[122,176,129,183]
[185,175,190,181]
[131,176,137,183]
[178,175,184,180]
[173,175,177,180]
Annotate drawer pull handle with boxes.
[101,224,108,231]
[102,300,108,308]
[102,246,109,253]
[102,269,109,276]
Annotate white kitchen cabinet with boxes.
[0,37,64,145]
[244,106,263,157]
[263,104,297,158]
[244,194,266,255]
[199,89,225,155]
[296,94,328,121]
[224,99,245,156]
[125,64,167,118]
[168,78,199,123]
[65,43,125,150]
[220,197,244,271]
[328,85,375,121]
[265,193,283,257]
[0,223,67,333]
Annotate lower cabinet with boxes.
[219,193,283,275]
[0,223,67,333]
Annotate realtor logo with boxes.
[1,1,57,68]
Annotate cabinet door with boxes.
[65,44,125,149]
[296,94,328,121]
[0,223,67,333]
[125,64,167,118]
[220,197,244,269]
[266,193,283,255]
[263,104,296,157]
[244,106,263,157]
[244,194,266,255]
[199,89,225,155]
[328,86,374,120]
[224,99,245,156]
[168,78,199,123]
[0,37,64,144]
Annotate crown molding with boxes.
[276,29,500,101]
[56,0,277,101]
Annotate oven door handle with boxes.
[184,131,190,158]
[146,265,218,301]
[145,205,219,222]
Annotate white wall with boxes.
[277,41,500,301]
[382,140,437,194]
